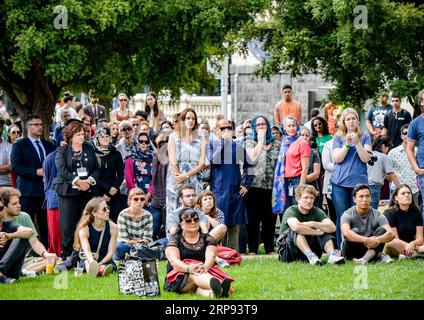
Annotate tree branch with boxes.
[33,60,55,103]
[0,75,26,113]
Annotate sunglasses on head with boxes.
[121,127,132,132]
[132,196,145,202]
[182,217,199,224]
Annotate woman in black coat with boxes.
[54,121,100,259]
[92,128,124,222]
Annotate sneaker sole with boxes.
[221,278,231,298]
[88,261,99,277]
[102,265,113,277]
[210,278,222,298]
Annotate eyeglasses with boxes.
[139,140,148,144]
[121,127,132,132]
[132,196,145,202]
[313,123,323,127]
[255,123,267,128]
[10,131,21,135]
[220,126,233,131]
[29,123,43,126]
[119,99,127,102]
[182,217,199,224]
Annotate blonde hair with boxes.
[336,108,362,139]
[127,188,145,206]
[73,197,105,251]
[295,184,318,201]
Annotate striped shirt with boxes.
[117,208,153,242]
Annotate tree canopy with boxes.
[239,0,424,114]
[0,0,266,133]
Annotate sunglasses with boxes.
[132,123,140,127]
[99,207,109,213]
[132,196,145,202]
[402,131,408,135]
[11,131,21,135]
[313,123,323,127]
[119,99,127,102]
[139,140,148,144]
[182,217,199,224]
[121,127,132,132]
[220,126,233,131]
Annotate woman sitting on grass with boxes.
[74,197,118,277]
[383,184,424,259]
[164,208,234,298]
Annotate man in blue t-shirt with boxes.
[407,88,424,219]
[0,197,33,284]
[366,92,393,139]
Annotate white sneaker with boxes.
[398,254,407,260]
[309,255,323,266]
[328,254,345,265]
[380,254,394,264]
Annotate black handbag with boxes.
[130,241,166,261]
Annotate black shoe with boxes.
[413,252,424,260]
[221,278,231,298]
[210,277,222,298]
[0,274,16,284]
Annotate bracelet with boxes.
[186,265,190,274]
[41,250,47,259]
[344,144,350,150]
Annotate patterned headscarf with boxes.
[92,127,112,157]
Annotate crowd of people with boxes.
[0,86,423,299]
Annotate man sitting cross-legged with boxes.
[277,184,345,265]
[341,184,395,265]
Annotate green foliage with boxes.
[240,0,424,111]
[0,0,266,129]
[1,258,424,300]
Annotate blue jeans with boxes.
[331,184,355,248]
[369,185,381,209]
[284,176,301,211]
[114,241,132,260]
[147,205,164,240]
[417,174,424,222]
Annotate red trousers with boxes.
[47,209,62,257]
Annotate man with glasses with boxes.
[382,95,412,148]
[0,119,12,187]
[407,88,424,218]
[389,124,420,206]
[166,184,210,240]
[0,193,33,284]
[274,84,302,126]
[0,187,58,277]
[10,115,54,247]
[114,188,153,260]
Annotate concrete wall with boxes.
[230,64,332,125]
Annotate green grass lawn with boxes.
[1,257,424,300]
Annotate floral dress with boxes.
[166,132,202,216]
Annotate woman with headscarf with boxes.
[125,132,154,204]
[92,127,124,222]
[244,115,281,255]
[272,115,310,215]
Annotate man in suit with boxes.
[83,91,107,126]
[10,115,55,247]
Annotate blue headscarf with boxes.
[250,115,275,145]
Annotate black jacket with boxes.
[54,143,100,197]
[96,146,124,197]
